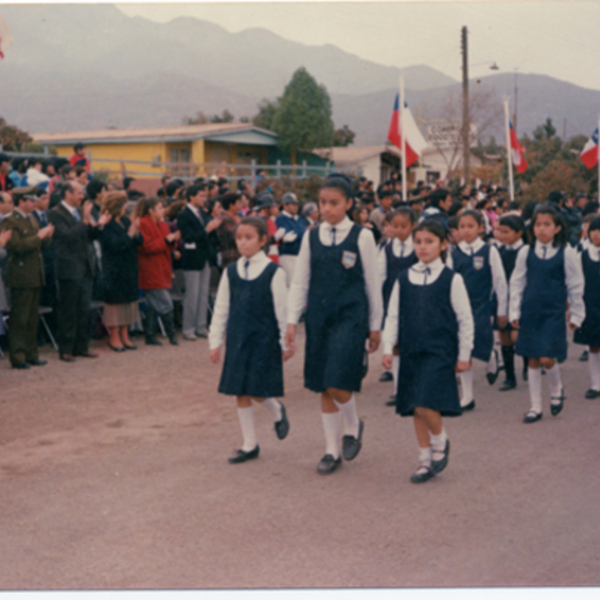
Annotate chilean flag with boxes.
[509,121,528,174]
[580,127,599,169]
[387,94,427,168]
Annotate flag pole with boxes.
[504,97,515,202]
[400,76,407,201]
[597,114,600,199]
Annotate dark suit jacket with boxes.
[48,203,99,281]
[1,210,51,288]
[176,204,210,271]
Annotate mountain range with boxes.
[0,3,599,146]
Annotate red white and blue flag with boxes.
[509,121,528,174]
[387,94,427,168]
[580,127,599,169]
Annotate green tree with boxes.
[333,125,355,147]
[210,109,235,124]
[252,99,279,130]
[0,117,32,151]
[271,67,334,160]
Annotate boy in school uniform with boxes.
[275,192,306,286]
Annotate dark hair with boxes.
[166,180,184,197]
[414,218,449,262]
[448,215,460,231]
[583,213,598,226]
[352,204,369,223]
[206,197,222,216]
[528,205,568,248]
[499,214,525,234]
[390,206,416,225]
[86,180,106,201]
[165,200,186,221]
[60,164,75,177]
[135,196,160,219]
[459,209,482,226]
[583,201,600,217]
[73,142,86,152]
[220,192,242,211]
[521,201,538,223]
[447,201,463,217]
[238,216,268,242]
[185,183,207,200]
[55,181,74,200]
[427,188,450,209]
[547,190,564,206]
[588,216,600,236]
[123,176,135,190]
[507,201,521,212]
[321,174,353,200]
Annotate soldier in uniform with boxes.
[1,188,55,368]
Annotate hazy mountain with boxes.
[0,3,598,147]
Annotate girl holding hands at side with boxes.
[510,205,585,423]
[382,219,474,483]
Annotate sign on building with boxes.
[426,123,478,149]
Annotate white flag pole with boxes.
[400,76,407,202]
[504,97,515,202]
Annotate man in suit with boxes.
[48,181,100,362]
[177,183,211,340]
[1,189,54,368]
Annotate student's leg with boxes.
[195,263,212,336]
[411,410,433,483]
[459,365,475,409]
[541,357,564,414]
[587,347,600,396]
[328,387,361,439]
[524,357,543,420]
[320,390,341,460]
[255,397,289,439]
[392,355,400,396]
[235,395,257,452]
[499,330,516,389]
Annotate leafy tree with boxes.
[253,99,279,130]
[0,117,32,151]
[210,109,235,124]
[271,67,334,159]
[333,125,355,147]
[183,112,209,125]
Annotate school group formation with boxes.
[208,174,600,484]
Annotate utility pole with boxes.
[461,26,470,186]
[513,69,518,130]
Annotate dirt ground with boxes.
[1,326,600,590]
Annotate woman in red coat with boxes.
[136,197,181,346]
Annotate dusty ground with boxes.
[1,327,599,589]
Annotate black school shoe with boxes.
[461,400,475,412]
[550,388,565,416]
[431,439,450,475]
[228,446,260,464]
[579,350,589,362]
[317,454,342,475]
[523,410,542,424]
[386,395,396,406]
[410,464,435,484]
[11,362,30,369]
[499,378,517,392]
[486,349,500,385]
[379,371,393,382]
[342,419,364,461]
[274,403,289,440]
[585,389,600,399]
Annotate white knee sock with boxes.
[333,393,360,437]
[321,412,341,459]
[430,428,447,451]
[528,367,543,414]
[392,355,400,396]
[262,397,283,422]
[589,352,600,391]
[418,446,432,467]
[546,364,563,399]
[459,367,474,406]
[486,349,498,374]
[236,406,257,451]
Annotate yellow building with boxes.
[32,123,278,179]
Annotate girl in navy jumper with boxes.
[286,175,382,475]
[210,217,293,463]
[574,216,600,398]
[448,211,508,411]
[378,207,418,404]
[382,219,474,483]
[510,206,585,423]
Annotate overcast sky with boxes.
[116,1,600,91]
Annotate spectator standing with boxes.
[177,183,212,340]
[216,192,243,269]
[48,182,101,362]
[0,191,14,222]
[275,192,306,286]
[0,154,14,193]
[98,191,142,351]
[2,191,54,368]
[69,143,90,173]
[136,198,180,346]
[369,190,393,235]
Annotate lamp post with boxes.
[461,26,469,186]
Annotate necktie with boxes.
[542,246,547,259]
[423,267,431,285]
[73,209,81,223]
[469,246,474,256]
[331,227,336,246]
[400,242,405,258]
[244,260,250,280]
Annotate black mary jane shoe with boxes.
[410,464,435,484]
[123,344,138,351]
[228,446,260,464]
[379,371,393,382]
[386,395,396,407]
[585,389,600,400]
[431,439,450,475]
[461,400,475,412]
[12,362,30,369]
[523,410,542,424]
[317,454,342,475]
[550,389,565,416]
[579,350,589,362]
[486,349,500,385]
[499,378,517,392]
[274,403,290,440]
[342,419,364,461]
[28,359,47,366]
[108,343,126,353]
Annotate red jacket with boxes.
[137,216,174,290]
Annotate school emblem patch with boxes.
[342,250,357,269]
[473,256,484,270]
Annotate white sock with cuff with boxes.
[590,352,600,391]
[321,412,341,459]
[459,367,474,406]
[333,394,360,438]
[528,367,543,414]
[546,364,563,400]
[236,406,257,451]
[262,397,283,422]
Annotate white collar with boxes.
[393,236,413,249]
[506,239,524,251]
[412,257,444,272]
[61,200,78,217]
[535,240,554,252]
[459,238,484,253]
[239,250,267,265]
[321,216,352,232]
[282,210,297,219]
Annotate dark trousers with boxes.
[9,287,40,365]
[56,277,93,355]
